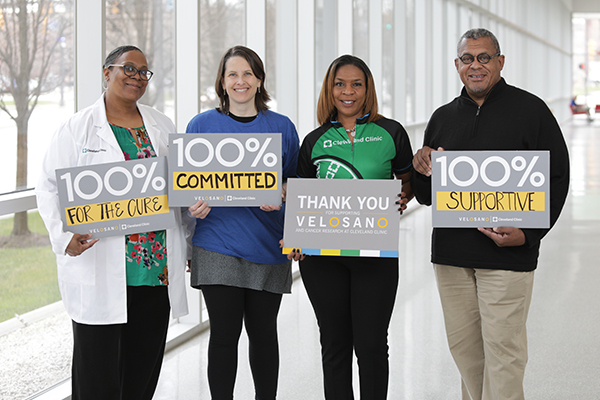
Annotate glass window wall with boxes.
[0,2,75,397]
[105,0,176,121]
[199,0,245,113]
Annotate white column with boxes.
[75,0,103,111]
[337,0,353,56]
[175,0,200,131]
[247,0,267,61]
[414,0,427,122]
[276,0,298,123]
[174,0,201,326]
[298,0,316,139]
[369,0,383,109]
[393,0,407,123]
[432,0,445,109]
[446,0,460,101]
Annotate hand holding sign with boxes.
[478,226,526,247]
[188,199,212,219]
[65,233,99,256]
[413,146,445,176]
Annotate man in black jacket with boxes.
[412,28,569,400]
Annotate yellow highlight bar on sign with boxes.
[436,191,545,212]
[173,171,278,190]
[65,194,169,226]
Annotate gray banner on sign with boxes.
[55,157,175,238]
[431,150,550,228]
[282,178,402,257]
[168,133,282,207]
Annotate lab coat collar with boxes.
[90,94,164,157]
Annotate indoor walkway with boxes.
[154,117,600,400]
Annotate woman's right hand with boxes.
[65,233,99,257]
[279,239,306,261]
[189,199,211,219]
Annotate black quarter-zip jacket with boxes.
[413,78,570,271]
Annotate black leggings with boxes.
[71,286,170,400]
[200,285,283,400]
[300,256,399,400]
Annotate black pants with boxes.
[200,285,283,400]
[300,256,399,400]
[71,286,170,400]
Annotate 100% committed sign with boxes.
[168,133,282,207]
[56,157,175,238]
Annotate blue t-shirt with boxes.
[186,109,300,265]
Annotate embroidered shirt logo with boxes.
[82,148,107,153]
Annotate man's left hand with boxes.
[478,227,526,247]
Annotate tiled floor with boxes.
[154,118,600,400]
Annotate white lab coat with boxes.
[36,95,191,324]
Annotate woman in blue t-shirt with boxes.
[186,45,299,399]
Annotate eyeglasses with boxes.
[457,52,501,65]
[107,64,153,81]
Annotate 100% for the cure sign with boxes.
[431,151,550,228]
[168,133,282,207]
[56,157,175,238]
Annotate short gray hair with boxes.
[457,28,501,55]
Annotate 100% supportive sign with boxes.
[168,133,282,207]
[431,150,550,228]
[56,157,175,238]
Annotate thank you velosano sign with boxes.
[282,178,402,257]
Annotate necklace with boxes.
[345,126,356,137]
[130,127,147,147]
[111,123,147,147]
[110,123,152,159]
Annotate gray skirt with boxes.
[190,246,292,294]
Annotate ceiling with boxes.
[571,0,600,13]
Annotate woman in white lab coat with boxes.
[36,45,191,400]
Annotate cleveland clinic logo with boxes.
[322,139,350,148]
[82,148,107,153]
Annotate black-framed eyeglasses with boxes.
[457,52,501,65]
[107,64,153,81]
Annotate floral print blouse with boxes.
[111,123,168,286]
